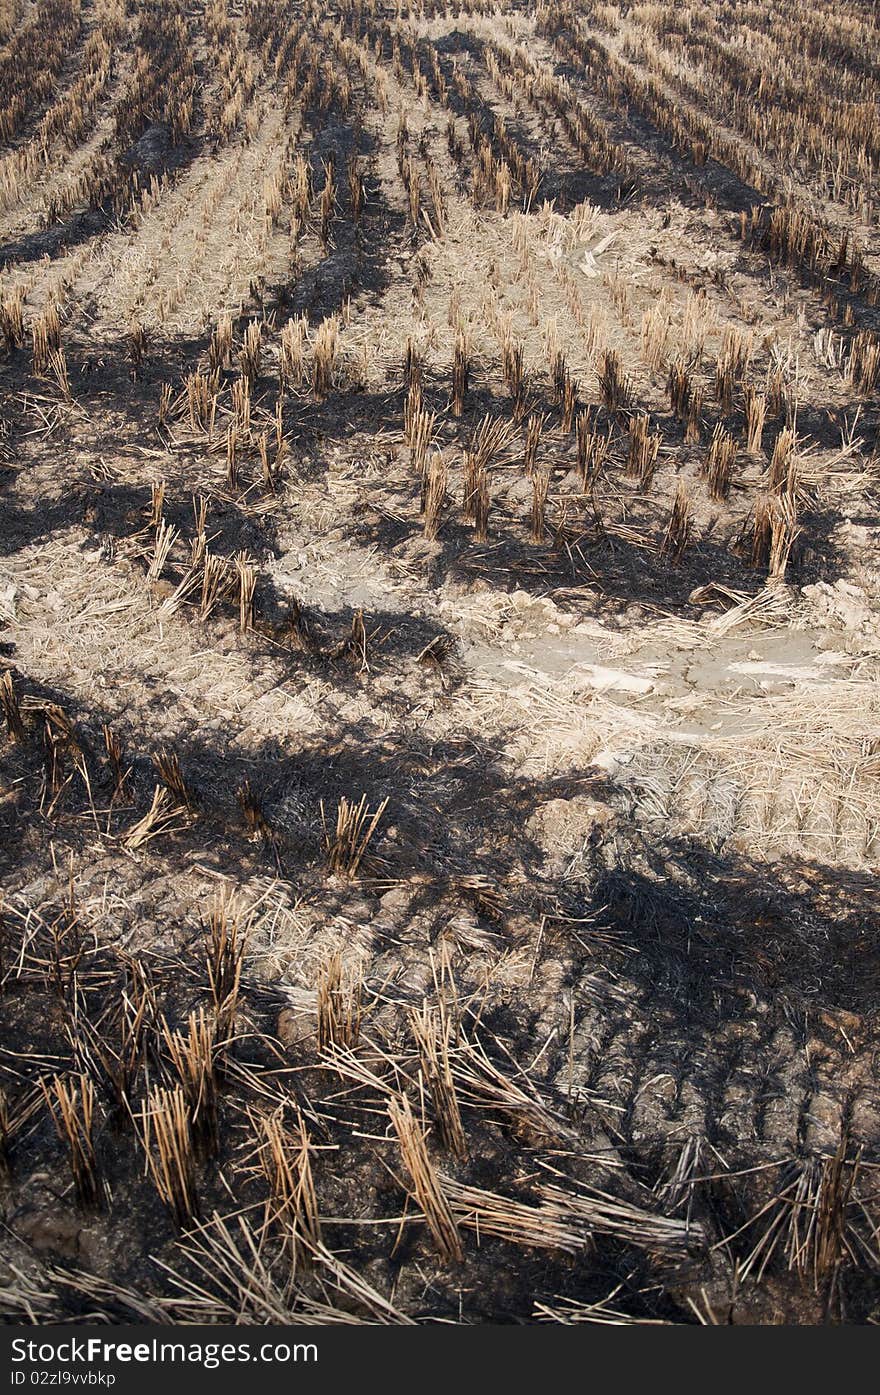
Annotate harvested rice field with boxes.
[1,0,880,1327]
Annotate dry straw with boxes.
[706,424,737,500]
[161,1007,218,1155]
[255,1105,321,1269]
[411,1000,466,1160]
[139,1085,197,1226]
[1,672,26,743]
[660,481,691,562]
[205,897,244,1038]
[422,452,447,540]
[321,794,388,877]
[389,1094,462,1263]
[41,1074,100,1207]
[316,951,362,1053]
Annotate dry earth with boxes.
[1,0,879,1325]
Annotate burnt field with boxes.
[1,0,880,1326]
